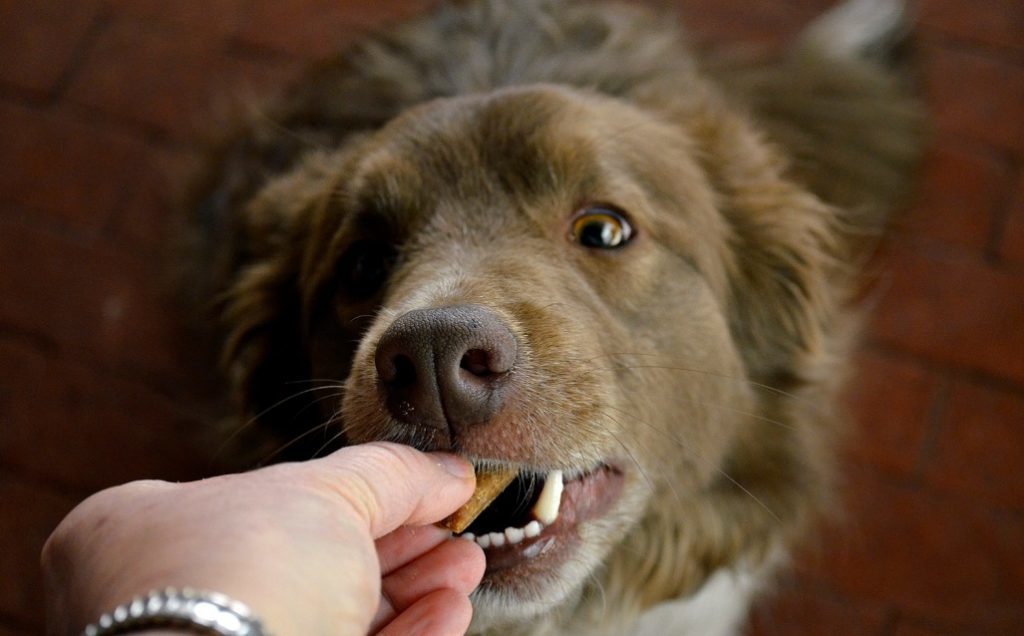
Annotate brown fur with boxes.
[179,1,923,634]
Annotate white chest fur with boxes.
[629,564,770,636]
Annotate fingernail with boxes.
[434,453,473,479]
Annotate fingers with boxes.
[376,525,452,575]
[370,538,484,632]
[375,588,474,636]
[313,442,475,537]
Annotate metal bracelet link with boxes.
[82,587,268,636]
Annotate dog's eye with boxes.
[570,207,633,249]
[337,240,396,300]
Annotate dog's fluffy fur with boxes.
[181,1,922,634]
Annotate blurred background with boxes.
[1,1,1021,634]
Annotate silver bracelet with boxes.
[82,587,268,636]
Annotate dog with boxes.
[180,0,923,633]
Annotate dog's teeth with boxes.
[469,522,544,550]
[522,537,554,559]
[504,526,525,545]
[531,470,563,525]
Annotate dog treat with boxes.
[441,466,517,533]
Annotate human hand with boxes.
[42,442,485,636]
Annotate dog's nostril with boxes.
[390,354,417,387]
[460,349,492,377]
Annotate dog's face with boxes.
[311,84,750,613]
[222,82,842,627]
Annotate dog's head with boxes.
[207,79,855,628]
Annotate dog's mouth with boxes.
[457,462,626,576]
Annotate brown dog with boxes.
[181,0,922,633]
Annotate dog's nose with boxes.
[374,305,517,438]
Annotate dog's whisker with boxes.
[258,419,334,465]
[244,103,330,152]
[531,301,571,315]
[283,378,347,386]
[592,410,680,507]
[561,352,816,409]
[561,354,798,428]
[581,565,609,624]
[310,429,348,459]
[615,390,798,433]
[713,467,782,523]
[255,391,348,465]
[349,312,380,324]
[213,384,345,460]
[307,402,358,460]
[598,404,781,523]
[608,362,817,410]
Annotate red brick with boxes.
[0,0,100,95]
[674,0,833,48]
[101,146,200,256]
[892,623,951,636]
[842,350,938,477]
[796,469,1024,627]
[0,340,212,494]
[892,623,947,636]
[0,477,78,629]
[869,246,1024,385]
[0,102,148,235]
[894,616,1024,636]
[923,41,1024,153]
[748,581,888,636]
[236,0,435,58]
[899,138,1010,252]
[67,20,298,137]
[922,379,1024,510]
[999,170,1024,267]
[0,217,190,382]
[102,0,248,40]
[921,0,1024,52]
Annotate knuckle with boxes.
[338,470,384,526]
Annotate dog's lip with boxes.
[469,461,626,576]
[465,458,607,480]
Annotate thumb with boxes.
[311,442,475,538]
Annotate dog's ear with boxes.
[687,103,856,390]
[180,45,422,460]
[689,0,924,388]
[721,179,844,390]
[185,153,341,461]
[703,0,925,234]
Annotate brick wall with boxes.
[2,1,1021,634]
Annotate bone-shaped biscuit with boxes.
[441,466,517,533]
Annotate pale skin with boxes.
[42,442,486,636]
